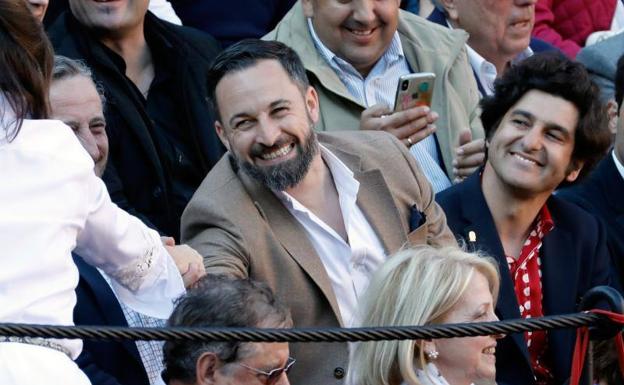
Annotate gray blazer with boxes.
[577,33,624,101]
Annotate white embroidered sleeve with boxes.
[74,173,185,318]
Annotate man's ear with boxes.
[565,159,584,183]
[439,0,459,23]
[305,86,320,124]
[215,121,231,152]
[301,0,314,17]
[196,352,220,385]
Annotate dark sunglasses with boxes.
[236,356,296,385]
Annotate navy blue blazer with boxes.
[73,256,150,385]
[427,9,557,95]
[559,154,624,286]
[436,172,611,385]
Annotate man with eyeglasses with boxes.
[162,275,294,385]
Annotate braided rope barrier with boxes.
[0,312,609,343]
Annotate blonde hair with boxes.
[348,245,500,385]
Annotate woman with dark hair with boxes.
[0,1,189,383]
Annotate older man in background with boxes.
[47,0,224,240]
[162,276,294,385]
[50,56,203,385]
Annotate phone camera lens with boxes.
[401,81,409,91]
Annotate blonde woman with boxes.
[350,246,502,385]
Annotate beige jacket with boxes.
[264,1,483,176]
[181,131,456,385]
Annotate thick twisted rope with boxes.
[0,312,608,343]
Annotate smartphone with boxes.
[393,72,436,112]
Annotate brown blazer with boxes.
[181,130,455,385]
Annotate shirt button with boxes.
[152,186,163,198]
[333,367,345,379]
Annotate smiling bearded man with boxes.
[181,39,457,385]
[235,120,318,192]
[436,52,615,385]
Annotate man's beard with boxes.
[235,126,318,191]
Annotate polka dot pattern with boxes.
[506,206,555,385]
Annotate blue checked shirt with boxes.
[100,270,167,385]
[307,19,451,193]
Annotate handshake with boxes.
[161,237,206,288]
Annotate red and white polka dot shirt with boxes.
[506,205,555,385]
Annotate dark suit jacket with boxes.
[436,171,611,385]
[73,256,149,385]
[428,8,558,95]
[181,131,456,385]
[559,154,624,285]
[48,12,224,240]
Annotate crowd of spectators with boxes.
[1,0,624,385]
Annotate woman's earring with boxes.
[425,350,439,361]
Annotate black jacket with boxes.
[559,154,624,286]
[48,12,224,239]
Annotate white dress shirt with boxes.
[613,150,624,180]
[307,19,452,193]
[466,44,533,96]
[0,107,185,360]
[276,145,386,327]
[148,0,182,25]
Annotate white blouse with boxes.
[0,116,185,359]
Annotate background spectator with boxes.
[43,0,181,27]
[162,276,293,385]
[349,246,502,385]
[428,0,555,96]
[532,0,623,58]
[437,53,613,385]
[559,53,624,292]
[577,32,624,102]
[47,0,224,240]
[265,0,484,192]
[49,56,199,385]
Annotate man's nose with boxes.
[352,0,376,24]
[255,117,282,146]
[78,130,101,163]
[520,127,544,151]
[278,374,291,385]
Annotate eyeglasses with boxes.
[236,356,296,385]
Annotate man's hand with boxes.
[164,242,206,288]
[453,129,486,182]
[360,104,438,147]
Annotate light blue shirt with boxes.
[307,19,451,193]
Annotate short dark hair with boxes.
[0,0,54,140]
[206,39,310,121]
[162,275,292,384]
[481,52,611,182]
[615,54,624,110]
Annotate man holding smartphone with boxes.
[265,0,484,192]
